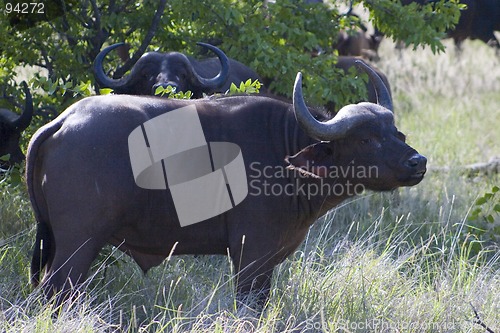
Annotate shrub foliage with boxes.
[1,0,462,113]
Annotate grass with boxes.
[377,39,500,166]
[1,39,499,332]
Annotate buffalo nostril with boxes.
[406,154,427,168]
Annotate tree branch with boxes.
[87,0,110,63]
[114,0,167,78]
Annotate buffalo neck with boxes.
[282,107,354,227]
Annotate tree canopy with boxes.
[1,0,462,117]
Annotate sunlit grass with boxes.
[378,38,500,166]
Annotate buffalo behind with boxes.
[0,82,33,169]
[27,62,426,306]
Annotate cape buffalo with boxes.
[446,0,500,52]
[401,0,500,52]
[94,42,263,98]
[27,62,426,306]
[0,82,33,169]
[335,28,383,61]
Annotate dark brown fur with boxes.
[27,79,425,307]
[0,82,33,168]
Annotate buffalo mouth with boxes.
[398,152,427,185]
[398,169,426,186]
[411,169,426,179]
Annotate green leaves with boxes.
[0,162,24,187]
[73,81,93,97]
[364,0,463,53]
[32,78,94,98]
[0,0,466,163]
[228,79,261,95]
[99,88,114,95]
[465,186,500,251]
[35,77,58,96]
[154,85,193,99]
[0,155,11,162]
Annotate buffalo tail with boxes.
[30,222,51,286]
[26,117,63,287]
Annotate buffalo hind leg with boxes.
[42,236,106,306]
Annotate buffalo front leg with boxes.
[229,242,283,309]
[234,262,274,309]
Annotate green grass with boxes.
[1,39,499,332]
[377,39,500,166]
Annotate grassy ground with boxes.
[1,39,499,332]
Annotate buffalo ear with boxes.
[285,142,332,178]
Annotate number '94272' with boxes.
[5,2,45,14]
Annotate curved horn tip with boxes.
[195,42,229,62]
[292,71,317,136]
[104,42,126,49]
[195,42,219,52]
[295,72,303,85]
[293,72,304,105]
[192,42,230,89]
[11,81,33,131]
[94,43,127,62]
[354,59,368,70]
[20,81,32,101]
[353,59,393,111]
[93,42,130,90]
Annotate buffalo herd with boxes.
[12,0,499,309]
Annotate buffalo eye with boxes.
[360,138,371,145]
[141,66,156,79]
[142,71,152,79]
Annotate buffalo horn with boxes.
[354,60,393,111]
[293,72,373,141]
[93,43,131,91]
[293,61,394,141]
[191,42,230,89]
[11,81,33,131]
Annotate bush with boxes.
[1,0,463,115]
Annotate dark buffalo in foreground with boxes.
[0,82,33,168]
[94,43,263,98]
[27,62,426,306]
